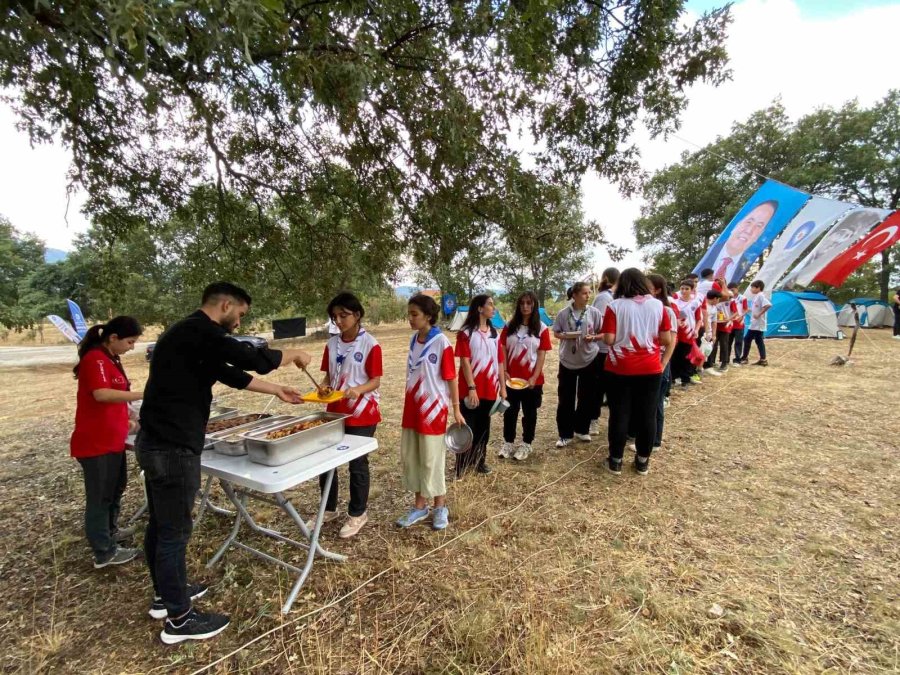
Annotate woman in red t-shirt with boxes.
[71,316,144,568]
[600,269,673,476]
[499,291,551,461]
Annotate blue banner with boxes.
[692,180,811,285]
[66,299,88,338]
[442,294,458,317]
[47,315,82,343]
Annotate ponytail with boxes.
[73,315,142,378]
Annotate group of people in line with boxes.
[69,270,774,644]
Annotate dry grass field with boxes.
[0,324,898,674]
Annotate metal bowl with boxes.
[489,399,511,416]
[444,423,473,454]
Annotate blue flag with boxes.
[66,299,88,338]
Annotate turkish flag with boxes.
[813,211,900,286]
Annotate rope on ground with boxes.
[188,447,602,675]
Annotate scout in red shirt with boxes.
[70,316,144,569]
[727,282,750,367]
[311,292,382,539]
[498,291,551,461]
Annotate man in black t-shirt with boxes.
[137,282,311,644]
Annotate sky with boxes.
[1,0,899,265]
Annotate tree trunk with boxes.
[880,249,891,302]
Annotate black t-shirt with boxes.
[139,310,282,453]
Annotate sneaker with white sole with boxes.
[396,506,430,528]
[626,442,637,454]
[555,437,572,448]
[607,458,623,475]
[498,442,515,459]
[149,583,209,619]
[160,609,229,645]
[305,509,340,531]
[589,420,600,435]
[432,506,449,530]
[113,524,137,542]
[339,513,368,539]
[94,546,141,569]
[574,433,591,442]
[513,443,532,461]
[635,456,650,476]
[690,374,703,384]
[703,367,722,377]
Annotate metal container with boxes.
[203,410,241,450]
[243,412,348,466]
[208,415,295,456]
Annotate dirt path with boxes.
[1,326,898,673]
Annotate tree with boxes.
[0,215,47,329]
[0,1,732,310]
[635,91,900,296]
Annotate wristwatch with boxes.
[468,385,476,391]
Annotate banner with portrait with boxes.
[692,180,810,285]
[66,298,88,338]
[812,210,900,287]
[751,197,856,290]
[779,207,892,289]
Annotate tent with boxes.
[837,298,895,328]
[448,306,506,331]
[765,291,839,339]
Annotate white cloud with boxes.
[586,0,900,274]
[0,0,898,261]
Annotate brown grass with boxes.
[0,325,898,673]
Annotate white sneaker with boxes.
[339,513,368,539]
[498,442,515,459]
[513,443,532,461]
[555,438,571,448]
[305,510,340,530]
[626,442,637,454]
[589,420,600,435]
[703,368,722,377]
[574,433,591,442]
[663,397,670,409]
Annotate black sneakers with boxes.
[476,464,492,475]
[94,547,141,569]
[160,609,229,645]
[607,458,623,475]
[635,457,650,476]
[149,583,210,619]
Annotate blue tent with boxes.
[539,307,553,326]
[765,291,839,338]
[837,298,894,328]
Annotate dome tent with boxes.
[837,298,894,328]
[448,306,506,331]
[765,291,839,339]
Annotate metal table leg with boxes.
[206,487,245,568]
[195,474,234,526]
[126,470,148,525]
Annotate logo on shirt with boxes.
[428,353,438,364]
[354,351,363,362]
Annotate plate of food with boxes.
[506,378,528,390]
[301,387,345,404]
[560,331,582,339]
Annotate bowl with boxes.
[444,423,473,454]
[489,399,511,416]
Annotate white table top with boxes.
[200,434,378,493]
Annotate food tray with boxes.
[560,331,582,339]
[242,412,348,466]
[209,405,238,419]
[209,415,295,456]
[206,413,271,435]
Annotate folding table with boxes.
[199,434,379,613]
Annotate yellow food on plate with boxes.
[301,389,345,404]
[506,378,528,390]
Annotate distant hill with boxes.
[44,248,68,263]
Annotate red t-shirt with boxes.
[455,328,504,401]
[601,296,672,376]
[320,330,383,427]
[500,324,552,385]
[70,348,130,458]
[402,332,457,435]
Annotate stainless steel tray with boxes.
[209,415,295,456]
[242,412,348,466]
[209,407,239,421]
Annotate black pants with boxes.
[77,451,128,562]
[655,364,671,447]
[607,372,661,461]
[456,398,493,476]
[671,341,694,384]
[556,357,601,439]
[320,425,375,516]
[730,329,745,364]
[503,386,543,444]
[893,307,900,336]
[741,329,767,360]
[591,353,609,420]
[137,441,201,618]
[708,331,731,368]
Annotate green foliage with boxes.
[0,0,731,312]
[635,91,900,298]
[0,215,48,329]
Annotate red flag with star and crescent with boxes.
[813,211,900,286]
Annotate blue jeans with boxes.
[654,363,671,447]
[136,439,201,618]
